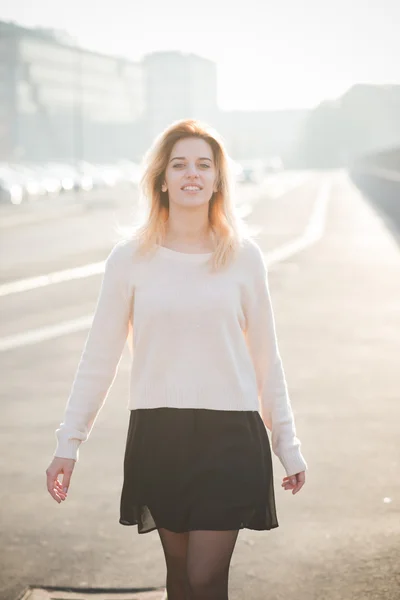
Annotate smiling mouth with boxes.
[181,186,203,191]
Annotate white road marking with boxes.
[266,178,331,266]
[0,316,94,352]
[0,262,105,297]
[0,178,331,352]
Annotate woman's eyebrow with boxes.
[169,157,213,162]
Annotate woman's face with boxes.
[163,137,218,208]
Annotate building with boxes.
[141,50,219,147]
[0,20,309,164]
[0,21,145,162]
[217,109,309,161]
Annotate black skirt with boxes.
[119,407,279,534]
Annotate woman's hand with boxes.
[46,457,76,503]
[281,471,305,495]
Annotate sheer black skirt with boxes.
[119,407,279,534]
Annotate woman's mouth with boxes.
[181,186,202,193]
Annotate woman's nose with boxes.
[186,165,200,176]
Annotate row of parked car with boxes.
[235,157,284,184]
[0,160,143,205]
[0,157,284,206]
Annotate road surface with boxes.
[1,170,399,600]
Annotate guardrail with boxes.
[349,161,400,242]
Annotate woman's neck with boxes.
[162,225,215,253]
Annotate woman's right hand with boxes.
[46,456,76,503]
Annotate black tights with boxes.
[157,528,239,600]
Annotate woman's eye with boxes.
[172,163,210,168]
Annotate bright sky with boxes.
[1,0,399,110]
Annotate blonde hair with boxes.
[118,118,250,272]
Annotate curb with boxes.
[16,584,168,599]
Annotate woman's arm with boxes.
[54,241,132,461]
[243,241,308,477]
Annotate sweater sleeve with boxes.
[243,242,308,477]
[53,242,132,461]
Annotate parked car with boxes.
[264,156,284,173]
[116,160,142,186]
[237,160,265,184]
[0,167,25,204]
[8,163,48,198]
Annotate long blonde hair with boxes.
[121,118,249,272]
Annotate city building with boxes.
[0,20,308,165]
[141,50,219,148]
[0,21,145,163]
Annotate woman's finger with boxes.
[285,476,298,487]
[55,479,66,492]
[47,480,62,503]
[46,458,76,503]
[282,473,306,493]
[46,471,65,503]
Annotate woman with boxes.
[46,118,308,600]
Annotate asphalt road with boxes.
[1,170,399,600]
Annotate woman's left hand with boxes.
[281,471,305,495]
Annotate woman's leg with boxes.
[157,527,190,600]
[186,530,239,600]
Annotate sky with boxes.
[1,0,399,111]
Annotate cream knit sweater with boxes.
[54,236,308,477]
